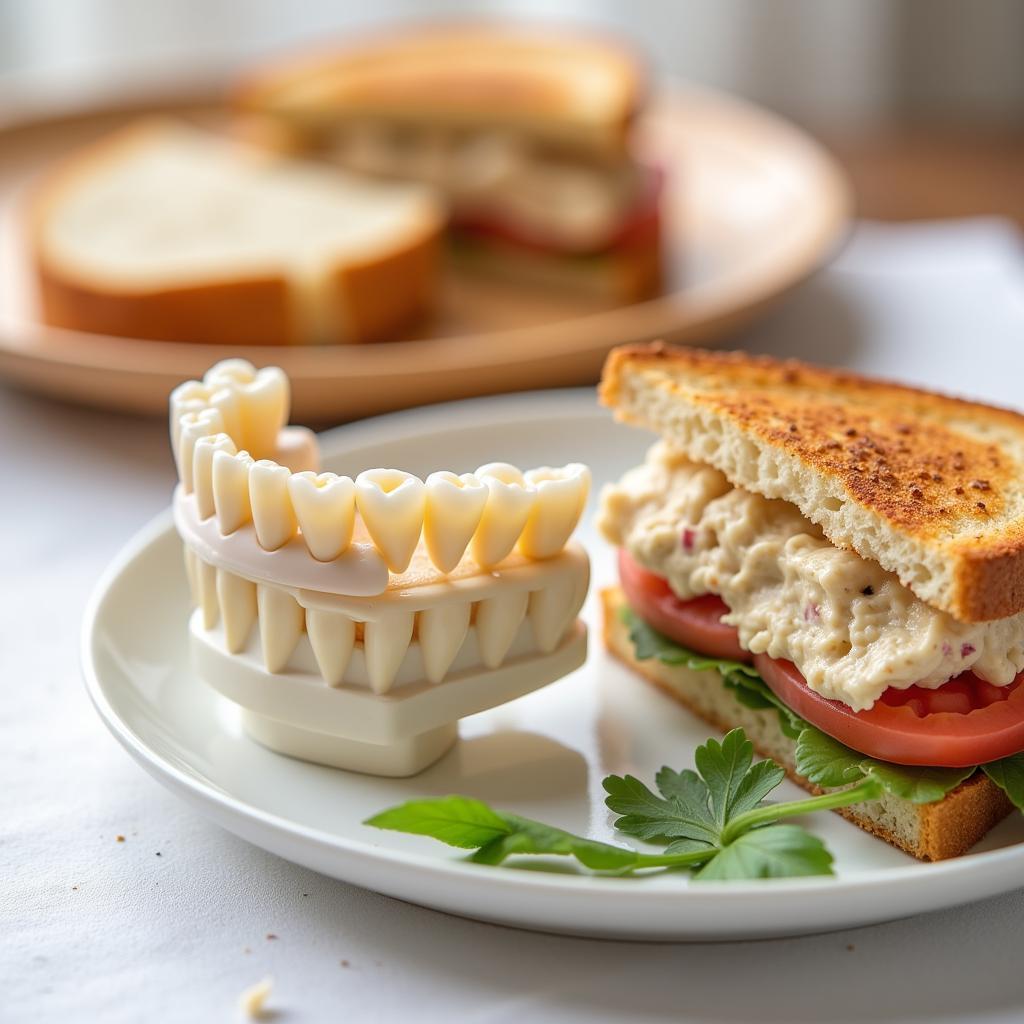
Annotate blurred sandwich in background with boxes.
[234,23,663,301]
[25,22,663,351]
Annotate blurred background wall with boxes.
[2,0,1022,225]
[2,0,1023,130]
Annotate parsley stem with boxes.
[720,779,882,845]
[629,849,714,869]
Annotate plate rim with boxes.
[80,388,1024,930]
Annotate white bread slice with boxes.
[29,119,444,345]
[601,343,1024,623]
[232,23,645,156]
[602,586,1014,861]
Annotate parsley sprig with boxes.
[367,729,845,881]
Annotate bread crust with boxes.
[601,586,1014,861]
[600,342,1024,622]
[232,21,646,155]
[35,259,297,347]
[334,223,442,343]
[27,119,442,346]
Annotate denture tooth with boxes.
[364,609,415,694]
[193,434,236,520]
[570,558,591,621]
[213,450,254,535]
[205,360,289,459]
[354,470,426,574]
[518,464,590,559]
[244,368,290,460]
[257,585,305,673]
[183,545,199,606]
[288,472,356,562]
[170,380,211,462]
[206,385,243,444]
[176,408,225,490]
[249,460,297,551]
[477,462,525,486]
[471,464,536,569]
[475,590,529,668]
[424,472,488,573]
[205,358,257,386]
[216,569,257,653]
[305,608,356,686]
[528,578,577,653]
[418,602,471,683]
[197,558,219,630]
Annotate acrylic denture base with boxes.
[191,615,586,775]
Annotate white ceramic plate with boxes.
[82,390,1024,940]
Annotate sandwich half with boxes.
[597,343,1024,860]
[30,119,443,345]
[233,22,662,301]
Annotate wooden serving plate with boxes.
[0,84,850,421]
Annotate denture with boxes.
[171,360,590,776]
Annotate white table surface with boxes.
[5,220,1024,1024]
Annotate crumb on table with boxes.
[238,977,273,1019]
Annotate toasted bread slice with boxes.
[600,343,1024,623]
[29,119,443,345]
[602,586,1013,861]
[233,23,645,155]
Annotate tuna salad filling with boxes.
[597,442,1024,712]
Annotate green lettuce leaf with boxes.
[624,607,758,678]
[794,727,973,803]
[621,607,804,738]
[982,754,1024,811]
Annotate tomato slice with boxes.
[453,164,663,255]
[754,656,1024,767]
[618,550,1024,767]
[618,549,749,662]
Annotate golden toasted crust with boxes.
[26,120,441,346]
[233,22,646,154]
[601,586,1014,861]
[600,342,1024,622]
